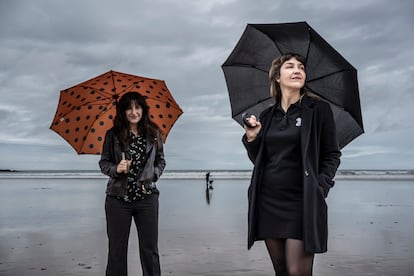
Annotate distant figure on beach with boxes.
[205,172,214,204]
[205,172,214,190]
[242,53,341,275]
[99,92,165,276]
[205,185,213,205]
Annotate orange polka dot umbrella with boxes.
[50,70,183,154]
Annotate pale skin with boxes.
[244,57,306,142]
[116,102,142,174]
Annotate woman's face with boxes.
[277,57,306,92]
[125,101,143,126]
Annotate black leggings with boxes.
[265,238,314,276]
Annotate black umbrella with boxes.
[222,21,363,149]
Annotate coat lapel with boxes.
[300,97,314,157]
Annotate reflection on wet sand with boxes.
[1,178,414,275]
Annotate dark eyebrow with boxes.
[285,61,303,65]
[284,62,304,66]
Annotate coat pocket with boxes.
[318,174,334,198]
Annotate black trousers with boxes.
[105,194,160,276]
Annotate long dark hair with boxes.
[269,53,307,105]
[113,92,160,150]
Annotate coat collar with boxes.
[300,93,318,108]
[260,93,317,119]
[260,93,317,155]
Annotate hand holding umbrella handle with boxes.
[117,152,130,174]
[242,112,257,128]
[242,113,261,142]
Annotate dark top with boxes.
[257,102,304,240]
[120,132,147,202]
[261,102,303,199]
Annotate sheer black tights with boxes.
[265,238,314,276]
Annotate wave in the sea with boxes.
[1,170,414,180]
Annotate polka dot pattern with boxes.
[50,70,183,154]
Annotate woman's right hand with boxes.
[244,115,262,142]
[117,159,131,174]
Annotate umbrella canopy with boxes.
[50,70,183,154]
[222,21,363,148]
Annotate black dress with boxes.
[257,102,304,240]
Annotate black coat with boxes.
[243,94,341,253]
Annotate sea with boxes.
[1,169,414,180]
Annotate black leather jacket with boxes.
[99,128,166,197]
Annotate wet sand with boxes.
[1,177,413,275]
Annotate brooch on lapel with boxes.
[295,117,302,127]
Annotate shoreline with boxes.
[1,169,414,180]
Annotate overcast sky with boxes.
[1,0,413,171]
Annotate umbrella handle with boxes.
[242,112,256,128]
[121,152,126,160]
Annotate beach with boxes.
[1,173,414,275]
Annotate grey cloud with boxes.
[1,0,413,170]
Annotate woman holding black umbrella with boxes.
[242,53,341,275]
[99,92,165,276]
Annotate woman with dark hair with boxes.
[99,92,165,276]
[242,53,341,275]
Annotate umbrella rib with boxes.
[306,68,355,82]
[71,83,181,112]
[148,97,184,113]
[77,102,115,153]
[270,40,284,59]
[76,85,113,101]
[108,78,182,110]
[222,63,269,74]
[110,70,117,94]
[125,84,181,110]
[233,97,272,118]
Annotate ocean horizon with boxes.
[1,169,414,180]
